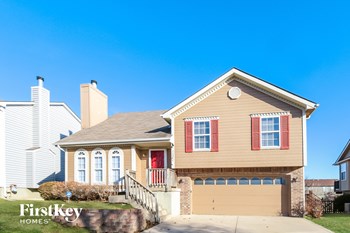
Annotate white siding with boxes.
[34,149,55,187]
[31,87,50,148]
[0,105,6,196]
[5,105,33,188]
[50,105,81,181]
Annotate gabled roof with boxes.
[56,110,171,146]
[334,139,350,165]
[161,68,318,119]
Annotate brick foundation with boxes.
[53,208,149,233]
[289,167,305,216]
[178,176,192,215]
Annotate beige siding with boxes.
[174,80,303,168]
[340,161,350,191]
[67,145,131,184]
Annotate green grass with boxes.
[306,213,350,233]
[0,199,132,233]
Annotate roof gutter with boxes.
[55,137,171,147]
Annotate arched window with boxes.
[91,148,106,184]
[74,149,89,183]
[239,177,249,185]
[227,178,237,185]
[194,178,203,185]
[108,147,124,185]
[275,177,285,185]
[263,177,273,185]
[216,178,225,185]
[251,177,261,185]
[205,178,214,185]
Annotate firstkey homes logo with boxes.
[19,204,83,225]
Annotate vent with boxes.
[228,87,241,99]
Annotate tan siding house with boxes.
[57,68,318,217]
[334,140,350,194]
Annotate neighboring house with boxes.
[56,68,318,216]
[334,140,350,194]
[0,77,81,198]
[305,179,336,198]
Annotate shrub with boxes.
[334,194,350,212]
[305,193,323,218]
[38,181,118,201]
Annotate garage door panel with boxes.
[193,178,288,216]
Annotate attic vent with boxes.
[228,87,241,99]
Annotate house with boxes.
[56,68,318,216]
[0,77,81,199]
[333,140,350,194]
[305,179,336,198]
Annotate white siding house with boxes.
[0,77,81,198]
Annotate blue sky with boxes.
[1,1,349,179]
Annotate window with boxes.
[108,148,124,185]
[216,178,225,185]
[239,177,249,185]
[78,157,86,182]
[251,177,261,185]
[261,117,280,148]
[92,149,106,184]
[341,163,347,181]
[263,177,273,185]
[227,178,237,185]
[275,177,285,185]
[194,178,203,185]
[74,149,89,183]
[205,178,214,185]
[111,154,121,183]
[194,121,210,150]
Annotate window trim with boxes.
[91,148,106,185]
[260,116,281,149]
[108,147,124,185]
[341,163,347,181]
[193,120,211,151]
[74,149,89,184]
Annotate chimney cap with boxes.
[36,76,44,82]
[91,80,97,85]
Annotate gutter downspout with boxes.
[170,116,175,169]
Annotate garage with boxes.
[192,176,289,216]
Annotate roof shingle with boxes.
[57,110,170,145]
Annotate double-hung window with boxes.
[78,157,86,182]
[193,121,210,150]
[261,117,280,148]
[341,163,347,181]
[111,153,121,183]
[94,156,103,182]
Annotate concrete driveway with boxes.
[144,215,332,233]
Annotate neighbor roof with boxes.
[334,139,350,165]
[305,179,336,187]
[161,67,319,119]
[56,110,171,146]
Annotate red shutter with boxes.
[251,117,260,150]
[280,115,290,150]
[185,121,193,153]
[211,119,219,152]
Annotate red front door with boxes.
[151,150,164,169]
[151,150,164,184]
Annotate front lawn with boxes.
[306,213,350,233]
[0,199,132,233]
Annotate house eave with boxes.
[55,137,171,147]
[161,67,318,119]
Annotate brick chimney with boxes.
[80,80,108,129]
